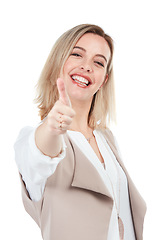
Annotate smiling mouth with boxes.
[71,75,91,87]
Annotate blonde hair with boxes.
[35,24,116,129]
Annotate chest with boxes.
[89,137,105,163]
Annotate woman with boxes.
[14,24,146,240]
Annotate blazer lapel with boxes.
[65,134,113,199]
[102,129,147,240]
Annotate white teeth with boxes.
[72,75,89,85]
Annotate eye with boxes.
[95,61,104,67]
[71,53,82,57]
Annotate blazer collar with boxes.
[68,135,113,200]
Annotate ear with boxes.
[104,74,109,84]
[99,74,108,89]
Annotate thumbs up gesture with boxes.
[57,78,71,107]
[46,78,75,135]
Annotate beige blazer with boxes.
[20,129,146,240]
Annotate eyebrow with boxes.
[73,46,108,63]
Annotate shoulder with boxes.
[14,126,35,147]
[97,128,123,159]
[98,127,115,144]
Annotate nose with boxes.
[80,60,92,72]
[80,66,92,72]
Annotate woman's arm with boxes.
[14,78,75,201]
[14,126,67,201]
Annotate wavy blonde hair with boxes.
[35,24,116,129]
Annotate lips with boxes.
[71,74,92,87]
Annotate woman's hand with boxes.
[35,78,75,158]
[46,78,75,135]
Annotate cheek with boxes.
[63,59,74,75]
[96,71,106,84]
[63,62,69,74]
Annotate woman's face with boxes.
[62,33,111,103]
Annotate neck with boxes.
[70,99,93,133]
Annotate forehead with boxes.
[74,33,111,60]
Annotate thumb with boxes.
[57,78,71,106]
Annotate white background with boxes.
[0,0,159,239]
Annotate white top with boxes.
[14,126,136,240]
